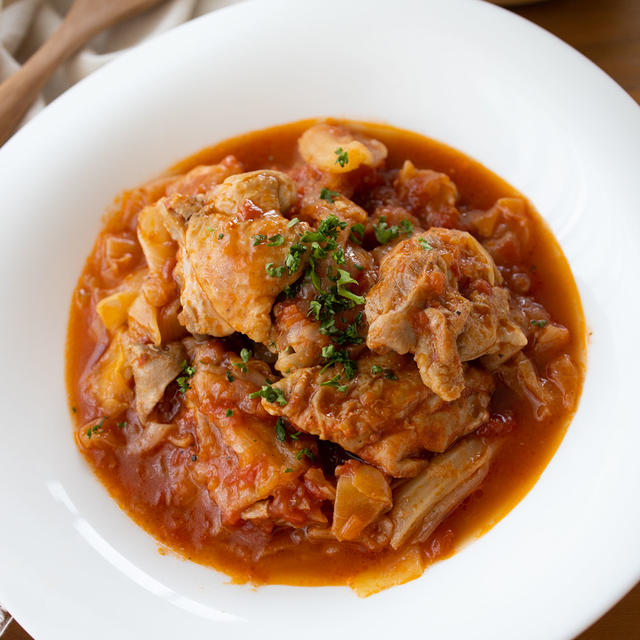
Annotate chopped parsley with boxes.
[308,300,322,320]
[418,237,434,251]
[275,417,287,442]
[334,147,349,168]
[285,242,307,274]
[320,187,340,203]
[284,467,293,473]
[321,344,357,380]
[225,409,233,417]
[253,234,267,246]
[218,233,224,240]
[265,262,285,277]
[283,279,303,299]
[349,223,365,245]
[240,348,252,363]
[71,406,77,413]
[226,371,235,382]
[370,364,397,380]
[336,269,365,305]
[320,374,349,393]
[531,319,547,328]
[86,416,107,439]
[287,217,300,228]
[266,233,285,246]
[250,382,288,406]
[177,360,196,394]
[373,216,413,245]
[296,447,316,461]
[117,421,127,429]
[400,219,414,235]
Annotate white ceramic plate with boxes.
[1,0,639,638]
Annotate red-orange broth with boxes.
[66,120,585,592]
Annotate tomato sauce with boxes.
[66,120,585,589]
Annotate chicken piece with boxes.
[270,243,375,373]
[461,285,529,370]
[166,155,244,197]
[298,123,387,174]
[160,190,313,343]
[212,170,297,215]
[394,160,460,228]
[271,296,332,373]
[498,351,579,420]
[183,340,310,525]
[183,210,312,343]
[156,194,234,337]
[261,352,493,477]
[533,323,571,359]
[497,352,554,420]
[461,197,532,265]
[297,185,369,228]
[389,437,498,549]
[127,342,185,423]
[365,228,526,400]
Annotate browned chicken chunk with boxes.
[365,228,526,400]
[260,352,493,477]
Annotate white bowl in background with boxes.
[1,1,639,638]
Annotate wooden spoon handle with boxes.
[0,0,156,146]
[0,12,86,146]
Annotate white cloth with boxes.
[0,0,241,127]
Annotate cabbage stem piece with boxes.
[389,438,496,549]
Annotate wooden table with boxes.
[3,0,639,637]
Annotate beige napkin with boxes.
[0,0,241,128]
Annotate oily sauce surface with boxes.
[66,120,585,587]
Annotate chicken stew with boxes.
[66,120,585,595]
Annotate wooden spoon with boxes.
[0,0,166,146]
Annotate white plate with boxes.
[1,0,639,638]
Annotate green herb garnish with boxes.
[86,416,107,439]
[267,234,285,246]
[296,447,316,461]
[250,382,288,406]
[266,262,285,277]
[418,237,434,251]
[336,269,365,305]
[320,187,340,203]
[177,360,196,394]
[334,147,349,168]
[275,417,287,442]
